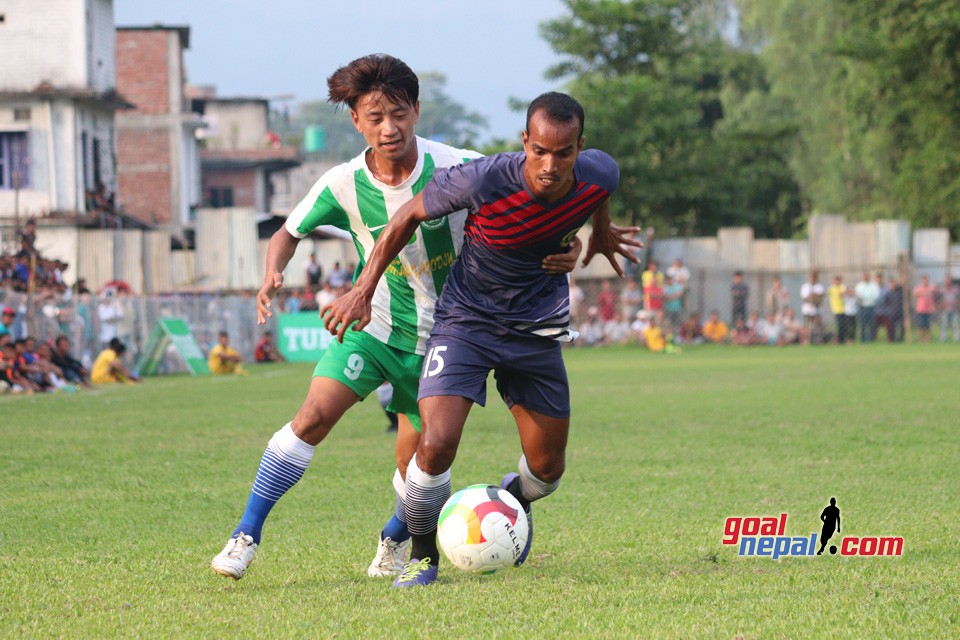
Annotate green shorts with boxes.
[313,330,424,432]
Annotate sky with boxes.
[115,0,571,143]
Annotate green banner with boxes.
[277,312,333,362]
[135,317,211,376]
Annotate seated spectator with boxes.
[208,331,247,375]
[52,335,91,387]
[0,306,15,339]
[779,307,802,345]
[14,338,51,391]
[676,313,704,345]
[1,341,40,393]
[92,338,140,384]
[255,331,286,363]
[643,315,668,353]
[703,310,729,344]
[603,312,632,345]
[34,342,78,392]
[731,318,758,346]
[756,313,782,346]
[630,310,652,346]
[580,306,605,347]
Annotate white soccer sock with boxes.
[392,468,408,522]
[518,454,561,503]
[404,453,451,536]
[267,422,316,468]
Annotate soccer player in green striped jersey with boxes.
[210,54,582,580]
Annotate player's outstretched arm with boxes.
[257,228,300,324]
[542,234,582,274]
[321,193,427,342]
[581,198,642,277]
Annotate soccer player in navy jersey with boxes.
[323,92,639,587]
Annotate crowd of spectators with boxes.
[569,262,960,352]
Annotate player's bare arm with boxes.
[257,228,300,324]
[322,193,428,341]
[581,198,643,276]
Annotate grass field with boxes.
[2,343,958,639]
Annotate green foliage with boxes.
[2,345,959,638]
[541,0,803,237]
[738,0,960,237]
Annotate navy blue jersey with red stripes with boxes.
[422,149,619,340]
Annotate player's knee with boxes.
[527,456,565,484]
[415,441,456,475]
[292,405,336,443]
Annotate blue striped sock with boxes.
[381,469,410,542]
[233,423,314,544]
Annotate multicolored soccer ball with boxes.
[437,484,529,574]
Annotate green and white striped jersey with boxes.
[285,137,481,355]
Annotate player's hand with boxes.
[542,234,583,274]
[582,223,643,277]
[321,289,372,343]
[256,272,284,325]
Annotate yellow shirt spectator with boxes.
[643,325,667,353]
[703,315,729,343]
[828,282,846,315]
[209,332,247,375]
[91,347,136,384]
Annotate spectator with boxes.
[643,276,664,315]
[666,258,690,288]
[730,271,749,327]
[91,338,139,384]
[640,260,663,308]
[619,279,642,321]
[569,278,585,329]
[597,280,617,322]
[779,307,802,345]
[765,276,789,318]
[0,306,15,339]
[314,283,335,310]
[828,275,847,343]
[662,274,684,334]
[603,312,632,345]
[17,219,38,256]
[800,270,825,344]
[97,290,124,348]
[630,310,652,346]
[51,335,90,387]
[677,312,704,345]
[756,312,782,346]
[876,276,904,342]
[208,331,247,375]
[34,342,77,392]
[808,315,834,345]
[731,318,757,346]
[580,306,605,347]
[255,331,286,363]
[285,290,302,313]
[703,310,729,344]
[842,286,859,344]
[939,278,960,343]
[643,314,669,353]
[1,341,39,393]
[854,272,881,342]
[304,252,323,287]
[328,261,351,293]
[912,275,937,343]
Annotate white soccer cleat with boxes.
[211,533,258,580]
[367,536,410,577]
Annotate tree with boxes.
[540,0,802,237]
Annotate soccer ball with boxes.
[437,484,529,574]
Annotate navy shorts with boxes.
[417,323,570,419]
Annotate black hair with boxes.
[327,54,419,111]
[526,92,585,138]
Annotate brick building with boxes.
[0,0,130,227]
[115,25,203,238]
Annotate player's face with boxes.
[522,110,584,202]
[351,92,419,164]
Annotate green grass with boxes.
[2,343,958,639]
